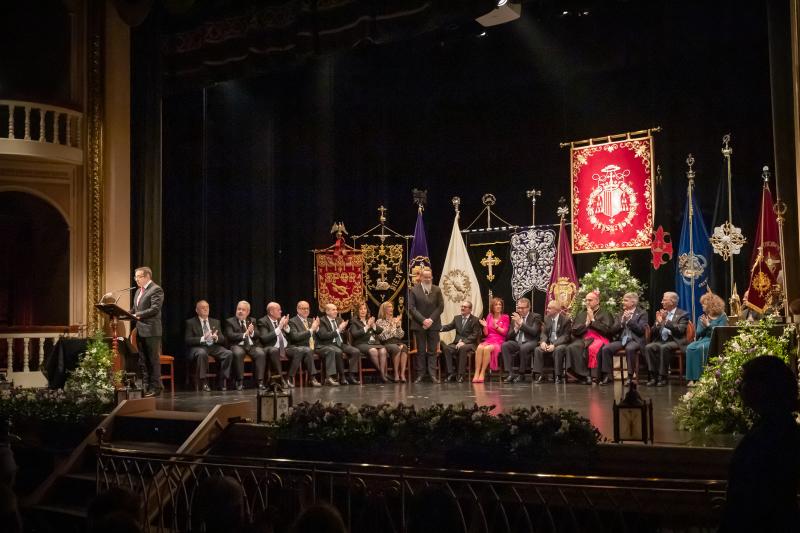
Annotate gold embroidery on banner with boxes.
[571,137,654,253]
[480,250,502,282]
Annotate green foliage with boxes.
[569,254,647,316]
[0,387,109,424]
[275,401,601,460]
[673,318,796,434]
[64,330,119,404]
[0,331,118,425]
[0,331,116,424]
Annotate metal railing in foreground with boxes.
[96,446,727,533]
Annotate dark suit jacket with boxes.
[349,317,383,345]
[224,316,260,347]
[407,283,445,331]
[504,312,543,342]
[287,315,314,348]
[256,315,289,348]
[571,307,614,341]
[651,307,690,347]
[610,307,648,346]
[539,313,572,346]
[184,316,227,348]
[130,282,163,337]
[440,314,481,345]
[316,315,347,347]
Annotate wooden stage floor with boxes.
[156,378,738,448]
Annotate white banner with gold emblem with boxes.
[439,215,483,344]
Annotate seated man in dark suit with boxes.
[500,297,542,383]
[184,300,233,391]
[286,300,322,387]
[256,301,292,388]
[223,300,266,391]
[598,292,648,385]
[644,291,689,386]
[317,303,362,386]
[532,300,572,384]
[439,301,481,383]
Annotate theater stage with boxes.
[156,379,738,449]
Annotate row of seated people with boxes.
[489,290,725,386]
[408,267,712,385]
[185,299,410,390]
[186,288,723,390]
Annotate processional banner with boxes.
[361,239,407,308]
[510,228,556,300]
[571,135,655,253]
[467,234,512,307]
[315,247,365,313]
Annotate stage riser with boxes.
[211,422,733,480]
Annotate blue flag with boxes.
[675,190,711,322]
[408,208,430,284]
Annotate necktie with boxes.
[273,320,285,348]
[303,318,315,349]
[621,313,629,345]
[331,319,341,345]
[241,320,251,346]
[517,317,525,342]
[661,311,673,341]
[550,317,558,343]
[202,320,211,345]
[136,287,144,307]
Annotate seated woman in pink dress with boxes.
[472,297,509,383]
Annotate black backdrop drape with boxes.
[139,0,783,363]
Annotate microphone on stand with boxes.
[100,286,137,304]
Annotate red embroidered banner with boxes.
[571,136,655,253]
[315,247,365,313]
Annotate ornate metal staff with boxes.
[767,165,790,318]
[712,135,746,310]
[526,189,541,226]
[687,154,697,321]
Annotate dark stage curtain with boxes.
[142,1,782,361]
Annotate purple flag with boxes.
[547,219,579,310]
[408,208,431,285]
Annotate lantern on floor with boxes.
[257,382,293,423]
[115,373,143,405]
[612,383,654,443]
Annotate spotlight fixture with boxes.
[476,0,521,27]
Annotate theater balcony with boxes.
[0,100,83,165]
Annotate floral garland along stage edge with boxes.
[672,317,797,434]
[0,331,117,425]
[569,254,647,317]
[274,402,601,460]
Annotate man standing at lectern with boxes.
[131,266,164,396]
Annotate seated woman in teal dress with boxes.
[685,292,728,386]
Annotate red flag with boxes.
[744,184,781,313]
[547,218,579,310]
[650,225,673,270]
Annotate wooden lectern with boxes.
[94,303,137,380]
